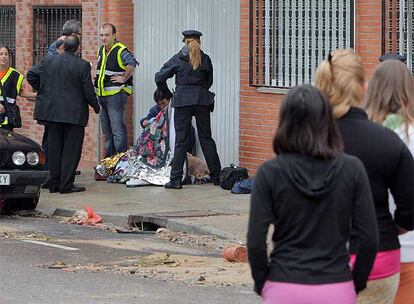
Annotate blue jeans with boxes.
[99,93,128,157]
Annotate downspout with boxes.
[132,0,136,143]
[96,0,102,161]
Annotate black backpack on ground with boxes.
[219,164,249,190]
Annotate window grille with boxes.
[382,0,414,72]
[0,6,16,66]
[250,0,354,88]
[32,7,82,64]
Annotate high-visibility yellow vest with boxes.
[0,67,23,127]
[94,42,133,97]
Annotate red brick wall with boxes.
[2,0,134,168]
[355,0,383,76]
[239,0,384,175]
[239,0,281,174]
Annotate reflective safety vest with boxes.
[0,67,23,127]
[94,42,133,97]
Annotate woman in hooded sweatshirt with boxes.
[316,49,414,303]
[247,84,378,304]
[365,60,414,304]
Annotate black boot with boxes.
[164,179,182,189]
[211,176,220,186]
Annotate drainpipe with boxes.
[96,0,102,161]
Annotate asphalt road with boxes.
[0,216,259,304]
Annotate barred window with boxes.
[250,0,355,88]
[383,0,414,72]
[33,7,82,64]
[0,6,16,66]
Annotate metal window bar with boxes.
[32,7,82,64]
[0,6,16,66]
[249,0,354,88]
[382,0,414,72]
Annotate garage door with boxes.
[134,0,240,166]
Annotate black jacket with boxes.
[155,47,214,108]
[337,107,414,252]
[27,52,100,127]
[247,153,378,295]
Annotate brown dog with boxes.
[187,153,210,180]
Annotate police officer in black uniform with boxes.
[155,30,221,189]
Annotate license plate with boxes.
[0,174,10,185]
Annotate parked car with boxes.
[0,128,48,211]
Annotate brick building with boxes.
[240,0,410,173]
[0,0,134,168]
[0,0,409,173]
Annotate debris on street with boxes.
[65,206,102,226]
[40,252,252,287]
[115,226,156,234]
[0,229,52,241]
[222,245,248,263]
[155,228,226,249]
[46,261,67,269]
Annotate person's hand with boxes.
[111,75,125,83]
[94,105,101,114]
[0,104,5,114]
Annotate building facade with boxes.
[0,0,409,173]
[240,0,412,173]
[0,0,134,168]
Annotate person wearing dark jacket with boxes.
[139,89,170,128]
[247,85,378,304]
[40,19,82,174]
[155,30,221,189]
[27,35,100,194]
[316,49,414,303]
[0,45,36,131]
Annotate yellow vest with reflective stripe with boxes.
[94,42,133,96]
[0,67,23,127]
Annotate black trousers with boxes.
[41,125,49,170]
[171,105,221,181]
[48,122,84,192]
[1,125,13,131]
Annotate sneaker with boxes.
[164,180,182,189]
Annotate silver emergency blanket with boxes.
[97,106,177,186]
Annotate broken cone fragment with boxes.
[222,246,247,263]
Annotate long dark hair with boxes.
[0,45,12,68]
[273,85,343,159]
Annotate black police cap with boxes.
[182,30,202,40]
[379,53,406,63]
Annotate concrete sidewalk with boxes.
[37,170,251,242]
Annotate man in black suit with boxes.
[27,35,100,194]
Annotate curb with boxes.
[47,207,234,240]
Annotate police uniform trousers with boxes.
[48,122,84,192]
[170,105,221,181]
